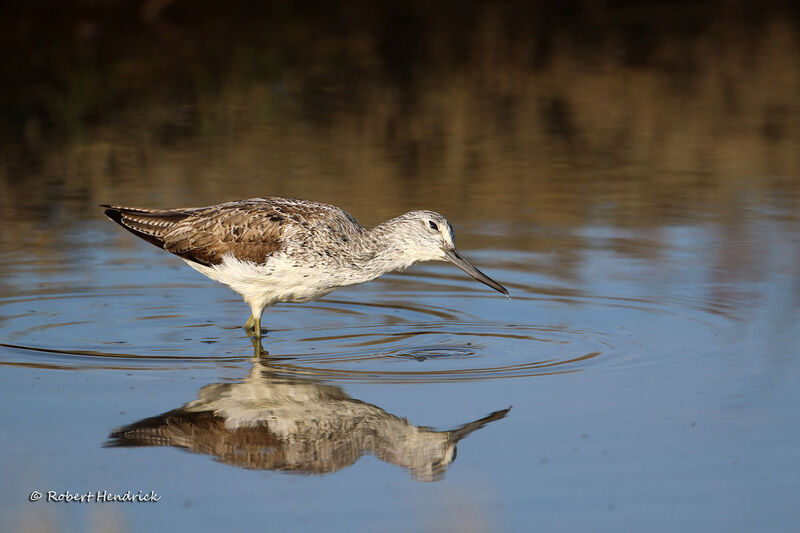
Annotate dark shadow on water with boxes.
[105,344,510,482]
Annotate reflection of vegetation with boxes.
[1,1,798,262]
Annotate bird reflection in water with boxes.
[106,345,510,482]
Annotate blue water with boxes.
[1,206,798,531]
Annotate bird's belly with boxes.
[184,256,352,305]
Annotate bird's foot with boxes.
[244,314,264,338]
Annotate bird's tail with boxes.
[100,204,191,250]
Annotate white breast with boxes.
[184,254,354,311]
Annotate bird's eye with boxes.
[428,221,439,231]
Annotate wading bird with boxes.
[102,197,507,337]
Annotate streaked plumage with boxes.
[102,197,507,336]
[106,359,511,481]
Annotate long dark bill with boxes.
[442,248,509,295]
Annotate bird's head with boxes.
[391,211,508,295]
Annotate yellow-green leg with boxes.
[244,313,262,338]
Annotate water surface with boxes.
[1,2,799,532]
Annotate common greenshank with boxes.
[102,197,507,337]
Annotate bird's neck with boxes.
[358,217,418,277]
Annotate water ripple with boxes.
[0,264,733,382]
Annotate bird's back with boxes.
[102,197,362,267]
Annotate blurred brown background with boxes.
[1,0,798,239]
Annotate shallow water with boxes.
[2,209,799,531]
[2,3,800,532]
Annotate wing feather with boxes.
[102,199,294,266]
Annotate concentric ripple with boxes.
[259,322,609,383]
[0,247,735,382]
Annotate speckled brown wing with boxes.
[102,199,289,266]
[104,409,354,473]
